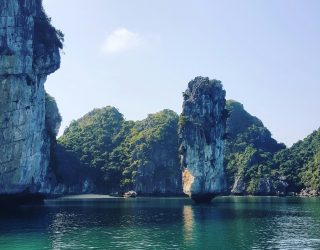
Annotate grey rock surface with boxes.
[0,0,61,194]
[179,77,227,202]
[231,176,246,195]
[133,134,182,195]
[130,110,182,195]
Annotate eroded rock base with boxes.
[0,193,44,207]
[191,193,216,203]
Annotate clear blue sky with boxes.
[43,0,320,146]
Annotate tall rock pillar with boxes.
[179,77,227,203]
[0,0,62,195]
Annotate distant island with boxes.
[1,0,319,205]
[52,80,320,198]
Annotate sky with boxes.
[43,0,320,146]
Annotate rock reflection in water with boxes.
[183,205,194,243]
[1,197,320,249]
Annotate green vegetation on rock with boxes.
[55,99,320,195]
[57,107,181,194]
[224,100,286,195]
[58,106,125,191]
[119,109,181,193]
[274,128,320,192]
[301,151,320,191]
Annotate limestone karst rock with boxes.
[0,0,62,195]
[130,110,182,195]
[179,77,227,202]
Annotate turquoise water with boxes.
[0,196,320,249]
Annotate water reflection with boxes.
[181,197,320,249]
[1,197,320,249]
[49,212,76,250]
[183,205,194,242]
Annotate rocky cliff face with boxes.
[133,143,182,195]
[179,77,227,202]
[132,110,182,195]
[0,0,62,194]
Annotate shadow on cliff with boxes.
[51,144,104,194]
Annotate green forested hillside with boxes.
[224,100,286,194]
[274,129,320,192]
[58,106,124,168]
[57,107,181,194]
[225,100,320,194]
[301,151,320,191]
[55,102,320,195]
[118,109,181,193]
[57,106,125,191]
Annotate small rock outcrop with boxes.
[123,190,137,198]
[179,77,227,202]
[0,0,62,195]
[299,188,319,197]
